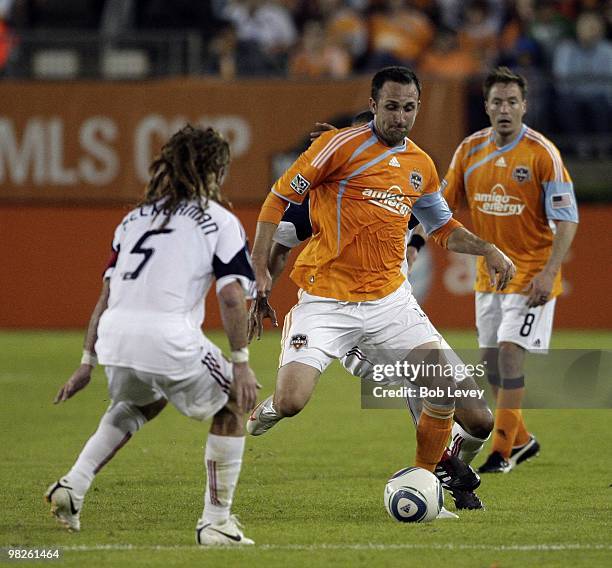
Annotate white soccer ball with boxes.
[384,466,443,523]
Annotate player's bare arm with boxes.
[53,279,110,404]
[218,280,258,412]
[249,221,280,341]
[525,220,578,307]
[247,241,291,340]
[251,221,279,295]
[447,227,516,291]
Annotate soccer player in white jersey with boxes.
[45,125,258,546]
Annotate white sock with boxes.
[64,402,145,501]
[448,422,489,465]
[203,434,245,525]
[406,395,422,426]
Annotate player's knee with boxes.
[455,407,494,440]
[136,398,168,421]
[274,393,305,418]
[498,341,524,364]
[498,342,525,377]
[472,409,494,439]
[499,341,523,355]
[102,400,149,434]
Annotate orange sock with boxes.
[491,385,525,458]
[415,404,454,472]
[514,412,531,447]
[491,408,521,458]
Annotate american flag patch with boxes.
[551,193,573,209]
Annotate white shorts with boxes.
[476,292,556,353]
[279,286,440,373]
[105,340,232,421]
[342,336,470,385]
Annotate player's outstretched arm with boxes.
[251,221,279,296]
[447,227,516,291]
[247,241,289,342]
[218,281,258,413]
[54,279,110,404]
[525,220,578,307]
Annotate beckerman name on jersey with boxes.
[121,202,219,235]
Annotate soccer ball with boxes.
[384,466,443,523]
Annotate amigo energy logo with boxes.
[362,185,412,217]
[474,184,525,216]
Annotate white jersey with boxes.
[96,198,254,378]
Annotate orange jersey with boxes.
[443,124,578,297]
[271,123,455,301]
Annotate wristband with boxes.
[408,234,426,251]
[81,350,98,367]
[231,347,249,364]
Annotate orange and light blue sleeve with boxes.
[537,147,578,223]
[411,157,464,247]
[411,159,450,233]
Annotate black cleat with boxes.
[449,488,484,510]
[509,435,540,468]
[435,455,484,510]
[478,451,512,474]
[435,455,481,491]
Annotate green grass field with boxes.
[1,330,611,567]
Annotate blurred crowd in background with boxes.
[0,0,611,157]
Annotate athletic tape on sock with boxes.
[502,376,525,390]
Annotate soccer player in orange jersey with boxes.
[248,67,515,494]
[261,111,491,510]
[413,67,579,473]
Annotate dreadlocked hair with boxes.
[139,124,231,227]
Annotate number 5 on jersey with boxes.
[122,229,174,281]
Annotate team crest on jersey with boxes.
[512,165,531,183]
[290,173,311,195]
[409,170,423,192]
[290,334,308,350]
